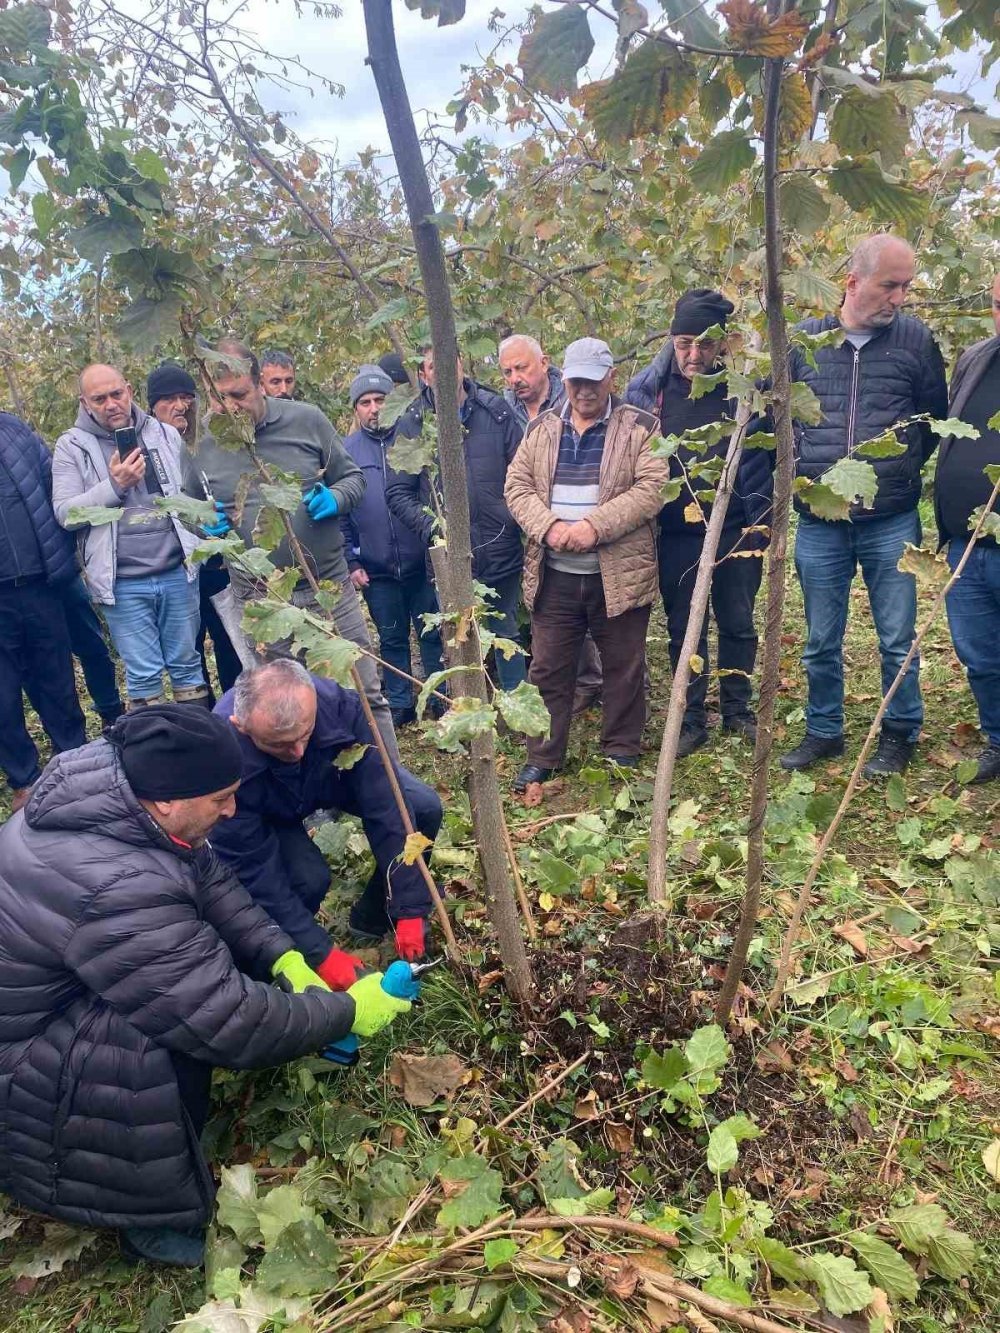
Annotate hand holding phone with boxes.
[108,440,146,491]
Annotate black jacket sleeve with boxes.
[194,846,295,981]
[64,864,354,1070]
[385,466,435,544]
[915,334,948,463]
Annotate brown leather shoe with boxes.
[10,786,33,815]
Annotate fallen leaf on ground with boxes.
[573,1090,600,1120]
[833,921,869,957]
[600,1256,640,1300]
[756,1040,795,1074]
[835,1057,859,1083]
[645,1293,682,1328]
[519,782,545,807]
[388,1052,469,1107]
[866,1288,894,1332]
[546,1306,590,1333]
[606,1121,635,1154]
[477,969,504,993]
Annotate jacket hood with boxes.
[503,364,565,412]
[647,339,677,388]
[25,738,187,856]
[73,403,151,443]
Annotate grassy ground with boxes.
[1,528,998,1332]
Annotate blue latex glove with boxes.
[202,501,231,537]
[304,483,338,520]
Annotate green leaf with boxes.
[897,542,949,589]
[754,1236,806,1283]
[7,144,31,191]
[30,189,57,239]
[925,1229,976,1280]
[255,1219,340,1297]
[659,0,722,46]
[403,0,465,25]
[793,477,851,521]
[828,158,925,226]
[825,457,878,510]
[495,681,549,738]
[290,622,362,687]
[518,5,595,100]
[829,88,909,167]
[332,743,368,770]
[216,1165,262,1245]
[68,209,144,265]
[779,175,830,237]
[8,1223,98,1278]
[783,267,841,313]
[0,4,52,51]
[65,503,123,527]
[365,295,411,331]
[927,416,979,439]
[241,600,307,644]
[707,1123,739,1173]
[581,40,697,144]
[848,1231,919,1302]
[415,665,466,719]
[388,432,436,477]
[484,1238,518,1271]
[885,773,907,812]
[537,1138,587,1203]
[789,380,824,425]
[684,1024,730,1078]
[886,1202,949,1255]
[855,429,907,458]
[955,110,1000,151]
[255,1183,311,1249]
[806,1252,874,1316]
[437,1155,504,1229]
[642,1045,688,1091]
[260,479,303,512]
[689,130,755,195]
[132,146,170,185]
[155,493,217,528]
[703,1276,753,1307]
[431,695,497,753]
[116,294,183,352]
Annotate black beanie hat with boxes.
[147,361,197,410]
[377,352,410,386]
[670,288,735,337]
[110,705,243,800]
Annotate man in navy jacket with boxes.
[0,412,86,812]
[212,659,442,975]
[342,365,444,728]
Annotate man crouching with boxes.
[0,707,412,1266]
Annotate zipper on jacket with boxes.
[846,345,861,456]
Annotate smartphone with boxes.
[113,426,138,461]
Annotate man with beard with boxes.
[52,364,208,709]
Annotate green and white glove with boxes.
[347,971,412,1037]
[272,950,331,994]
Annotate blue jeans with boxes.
[794,510,922,741]
[946,539,1000,745]
[102,565,204,701]
[483,571,527,690]
[59,573,122,719]
[364,571,445,711]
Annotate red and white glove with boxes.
[394,918,425,961]
[315,947,366,991]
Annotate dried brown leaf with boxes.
[387,1052,469,1107]
[719,0,808,57]
[833,920,869,957]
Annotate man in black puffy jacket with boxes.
[782,235,947,777]
[386,348,527,690]
[0,707,411,1267]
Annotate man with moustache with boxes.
[504,338,668,789]
[260,349,297,400]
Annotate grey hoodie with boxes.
[52,406,199,604]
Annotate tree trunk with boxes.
[647,401,753,902]
[715,35,796,1025]
[362,0,533,1003]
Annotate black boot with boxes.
[722,715,757,745]
[862,730,916,778]
[969,743,1000,785]
[513,763,555,792]
[119,1226,205,1268]
[780,733,845,771]
[677,724,709,758]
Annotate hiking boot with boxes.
[120,1226,205,1268]
[677,725,709,758]
[862,732,916,779]
[722,715,757,745]
[513,763,555,792]
[605,754,638,769]
[780,733,845,771]
[969,743,1000,785]
[390,705,417,729]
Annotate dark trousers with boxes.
[58,573,122,721]
[364,571,444,711]
[273,767,444,935]
[527,568,650,768]
[0,579,87,790]
[197,561,243,699]
[659,525,763,730]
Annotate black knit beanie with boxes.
[147,362,197,410]
[111,705,243,800]
[377,352,410,386]
[670,289,735,336]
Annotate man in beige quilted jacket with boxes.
[505,338,668,790]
